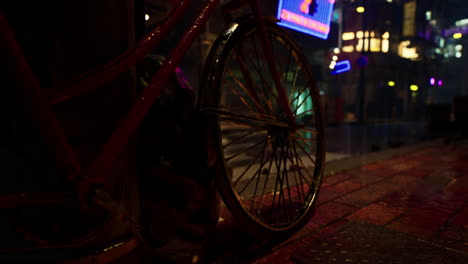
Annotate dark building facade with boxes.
[324,0,467,123]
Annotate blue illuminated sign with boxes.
[331,60,351,74]
[277,0,335,39]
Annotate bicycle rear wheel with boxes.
[200,17,325,239]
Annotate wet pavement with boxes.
[204,139,468,263]
[326,121,428,155]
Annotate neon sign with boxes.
[331,60,351,74]
[277,0,335,39]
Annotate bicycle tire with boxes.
[200,17,326,239]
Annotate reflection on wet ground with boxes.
[205,139,468,264]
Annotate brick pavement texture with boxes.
[213,141,468,263]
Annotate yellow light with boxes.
[145,14,150,21]
[342,32,355,40]
[357,7,365,13]
[332,55,338,61]
[388,81,395,87]
[370,38,381,52]
[334,48,341,54]
[399,41,419,60]
[453,33,462,39]
[382,39,390,53]
[356,39,363,52]
[342,45,354,52]
[410,85,419,91]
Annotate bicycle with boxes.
[0,0,325,260]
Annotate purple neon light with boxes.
[438,80,443,86]
[430,77,435,85]
[443,25,468,38]
[277,0,335,39]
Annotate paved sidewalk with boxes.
[206,139,468,263]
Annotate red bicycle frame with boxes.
[0,0,294,207]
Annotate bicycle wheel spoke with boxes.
[295,108,314,118]
[252,33,274,90]
[223,129,259,149]
[249,140,270,212]
[294,138,317,166]
[277,44,301,120]
[268,37,297,124]
[289,140,313,206]
[215,105,288,122]
[268,32,281,86]
[205,107,289,128]
[276,142,290,223]
[270,150,281,221]
[225,137,267,162]
[282,48,293,94]
[219,118,265,131]
[290,143,307,202]
[298,127,319,136]
[250,33,266,81]
[251,33,282,109]
[237,148,275,195]
[292,139,315,182]
[223,78,256,112]
[292,89,311,114]
[278,144,289,223]
[234,47,272,114]
[283,141,294,221]
[288,80,312,107]
[226,70,265,112]
[288,66,300,105]
[289,140,310,196]
[270,32,292,94]
[259,143,276,210]
[232,140,270,187]
[293,143,318,190]
[296,133,319,153]
[240,41,276,112]
[294,134,317,143]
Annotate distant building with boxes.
[325,0,466,123]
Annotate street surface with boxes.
[326,121,427,155]
[206,138,468,263]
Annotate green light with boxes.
[293,92,313,118]
[333,10,340,21]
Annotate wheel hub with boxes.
[267,125,296,148]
